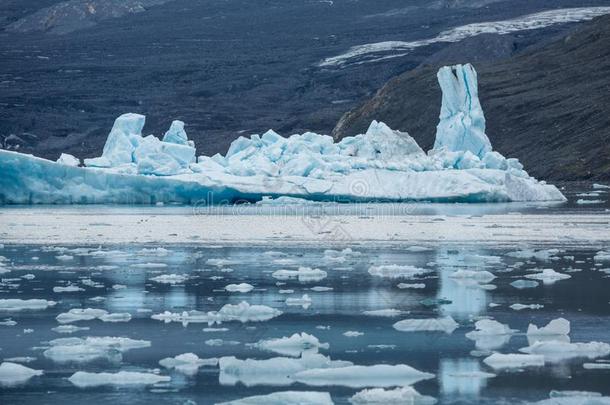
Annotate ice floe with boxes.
[219,352,352,387]
[393,317,459,334]
[483,353,545,369]
[152,301,282,326]
[527,318,570,337]
[524,269,571,284]
[368,265,430,279]
[56,308,132,323]
[159,353,218,375]
[43,336,150,363]
[252,332,329,357]
[150,274,189,284]
[519,341,610,362]
[362,309,406,317]
[349,386,437,404]
[0,299,56,311]
[272,267,327,283]
[534,391,610,405]
[0,362,43,386]
[68,370,170,387]
[292,364,435,388]
[225,283,254,293]
[218,391,333,405]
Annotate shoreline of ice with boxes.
[0,64,565,205]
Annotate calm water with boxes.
[1,182,609,404]
[0,242,609,404]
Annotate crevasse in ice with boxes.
[0,63,566,204]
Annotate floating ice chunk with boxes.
[3,357,36,364]
[524,269,571,284]
[593,184,610,189]
[343,331,364,337]
[594,251,610,262]
[218,391,333,405]
[130,262,167,268]
[272,267,327,283]
[44,336,150,363]
[225,283,254,293]
[397,283,426,289]
[510,279,539,289]
[150,274,189,284]
[362,309,406,317]
[53,285,84,293]
[466,319,515,350]
[466,319,516,338]
[576,199,605,204]
[219,352,352,387]
[449,269,496,283]
[583,363,610,369]
[286,294,312,309]
[483,353,544,369]
[534,391,610,405]
[51,325,90,334]
[253,332,329,357]
[159,353,218,375]
[68,370,170,387]
[55,254,73,261]
[506,249,560,261]
[152,301,282,326]
[57,153,80,167]
[434,64,491,159]
[310,286,333,292]
[0,299,56,311]
[368,265,430,279]
[349,386,437,404]
[510,303,544,310]
[519,341,610,362]
[256,196,321,206]
[56,308,131,323]
[393,317,459,334]
[0,362,43,386]
[527,318,570,337]
[293,364,435,388]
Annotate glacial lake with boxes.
[0,182,609,404]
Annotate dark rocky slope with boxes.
[333,15,610,181]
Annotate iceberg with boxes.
[349,387,437,404]
[0,64,565,205]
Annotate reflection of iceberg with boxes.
[440,358,495,397]
[0,64,565,205]
[436,251,491,319]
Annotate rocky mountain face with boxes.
[333,15,610,180]
[5,0,172,35]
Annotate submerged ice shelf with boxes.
[0,64,565,205]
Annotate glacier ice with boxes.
[0,64,565,205]
[434,64,491,158]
